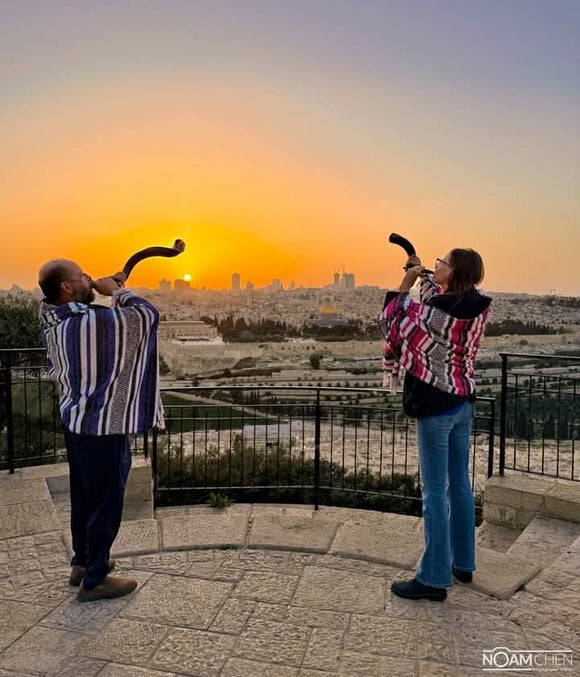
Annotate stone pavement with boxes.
[1,468,580,675]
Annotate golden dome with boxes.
[319,303,337,315]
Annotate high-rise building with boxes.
[333,272,340,288]
[159,279,171,294]
[246,281,254,291]
[344,273,356,290]
[232,272,240,291]
[174,279,191,293]
[272,278,282,292]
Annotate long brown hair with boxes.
[446,248,484,294]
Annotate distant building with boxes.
[232,272,240,291]
[159,279,171,294]
[307,302,350,328]
[342,273,356,290]
[160,320,218,342]
[333,273,340,288]
[272,279,282,292]
[174,279,191,293]
[246,281,254,291]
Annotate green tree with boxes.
[309,353,322,369]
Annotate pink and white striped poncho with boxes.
[378,279,490,395]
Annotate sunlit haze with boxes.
[1,1,579,294]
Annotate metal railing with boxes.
[0,348,494,517]
[153,386,496,515]
[499,352,580,480]
[0,348,146,471]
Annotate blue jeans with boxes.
[415,401,475,588]
[64,430,132,589]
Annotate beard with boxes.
[78,287,96,305]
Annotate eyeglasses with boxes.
[435,258,452,268]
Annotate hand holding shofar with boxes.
[388,233,432,274]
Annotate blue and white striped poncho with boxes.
[40,289,164,436]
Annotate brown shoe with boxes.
[77,575,137,602]
[69,559,116,587]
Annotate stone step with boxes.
[62,518,160,558]
[159,507,251,551]
[476,520,522,553]
[507,516,580,568]
[248,510,341,553]
[469,547,542,600]
[329,513,424,569]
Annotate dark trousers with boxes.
[63,429,132,589]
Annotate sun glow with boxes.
[183,274,192,282]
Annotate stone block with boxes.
[64,519,160,558]
[99,665,180,677]
[476,521,522,553]
[151,627,235,676]
[159,511,249,550]
[234,618,310,667]
[469,547,542,600]
[46,474,70,494]
[112,519,159,556]
[303,627,344,672]
[0,625,82,676]
[483,501,535,529]
[56,657,108,677]
[248,513,340,553]
[544,483,580,523]
[345,614,417,658]
[82,617,169,666]
[122,573,232,629]
[232,571,299,604]
[222,658,298,677]
[210,597,256,634]
[0,479,50,505]
[0,500,60,540]
[19,461,69,479]
[286,606,350,630]
[507,516,580,567]
[39,590,132,633]
[0,600,48,651]
[293,566,386,614]
[485,474,554,512]
[329,514,423,568]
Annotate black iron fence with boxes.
[151,386,495,515]
[0,347,495,517]
[499,352,580,481]
[0,348,146,471]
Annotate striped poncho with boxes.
[40,289,164,436]
[378,278,490,395]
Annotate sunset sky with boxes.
[1,1,579,294]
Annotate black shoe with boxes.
[452,567,473,583]
[391,578,447,602]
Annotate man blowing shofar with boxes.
[38,259,163,602]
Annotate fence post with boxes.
[151,428,158,506]
[499,353,508,476]
[487,398,495,478]
[314,389,321,510]
[143,430,149,459]
[3,352,15,474]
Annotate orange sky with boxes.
[1,4,578,295]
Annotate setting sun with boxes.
[183,274,192,282]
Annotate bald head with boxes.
[39,259,94,305]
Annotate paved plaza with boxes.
[1,468,579,676]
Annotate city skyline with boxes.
[1,2,579,295]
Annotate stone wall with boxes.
[484,473,580,529]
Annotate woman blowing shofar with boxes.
[379,248,491,601]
